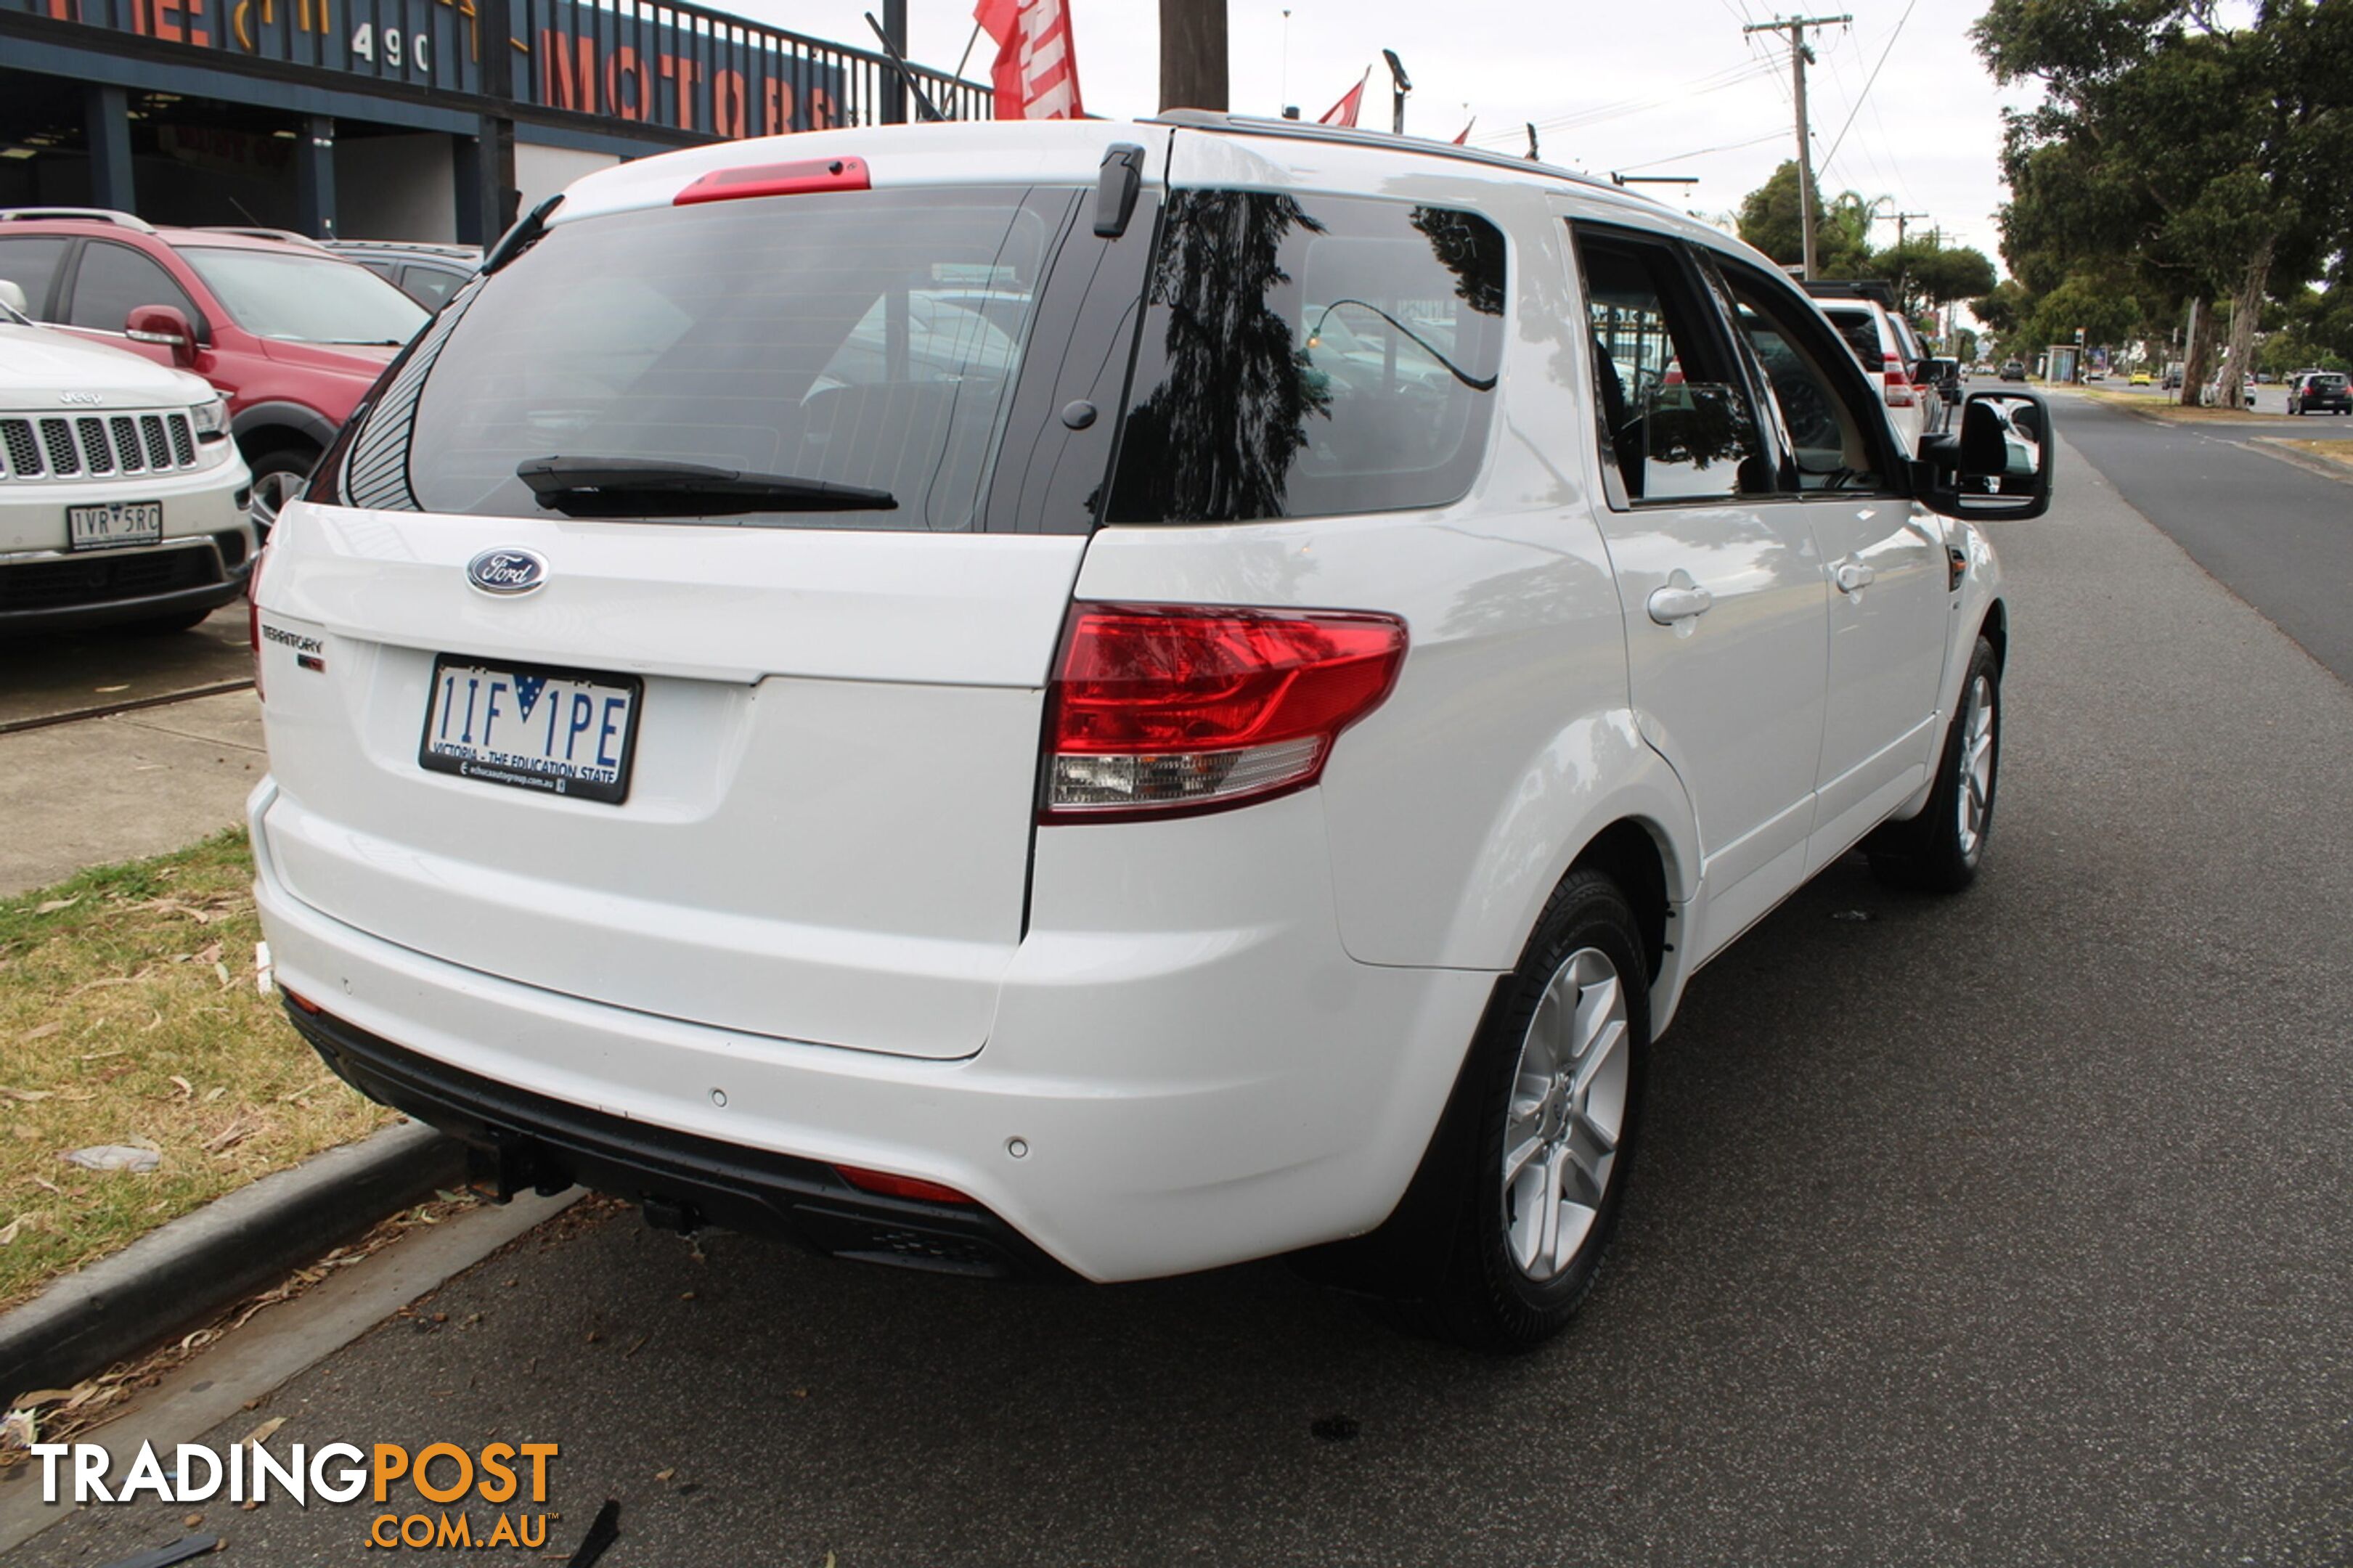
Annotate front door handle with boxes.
[1647,581,1714,625]
[1833,560,1877,594]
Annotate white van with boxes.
[251,118,2049,1349]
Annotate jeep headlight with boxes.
[190,396,234,466]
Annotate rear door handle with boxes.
[1647,582,1714,625]
[1833,561,1876,594]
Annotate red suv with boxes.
[0,210,428,534]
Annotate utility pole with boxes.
[1745,13,1850,279]
[1159,0,1229,113]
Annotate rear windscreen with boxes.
[366,187,1073,531]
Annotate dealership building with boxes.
[0,0,990,243]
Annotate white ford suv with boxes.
[1,283,253,634]
[251,118,2049,1349]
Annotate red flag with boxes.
[1319,70,1369,128]
[1452,118,1475,146]
[974,0,1085,121]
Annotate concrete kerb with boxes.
[0,1120,465,1405]
[2245,436,2353,487]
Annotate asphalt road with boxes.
[21,442,2353,1566]
[2043,390,2353,685]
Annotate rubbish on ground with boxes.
[63,1145,160,1173]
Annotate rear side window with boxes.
[1106,191,1506,523]
[1822,306,1883,369]
[386,188,1070,531]
[1573,229,1766,505]
[0,237,70,318]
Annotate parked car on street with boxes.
[253,117,2045,1351]
[325,240,482,311]
[0,210,428,535]
[2161,364,2183,390]
[2288,370,2349,415]
[0,278,254,634]
[1803,282,1947,454]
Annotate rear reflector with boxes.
[1883,354,1915,407]
[834,1164,976,1205]
[674,156,871,205]
[1041,603,1408,822]
[247,544,266,701]
[282,987,320,1014]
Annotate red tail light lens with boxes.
[1883,354,1915,407]
[1041,603,1408,822]
[834,1164,976,1204]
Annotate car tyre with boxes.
[245,444,320,542]
[1385,868,1649,1354]
[1867,635,2001,894]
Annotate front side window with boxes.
[67,242,197,332]
[179,246,427,346]
[382,188,1068,531]
[1573,230,1766,505]
[1719,267,1891,494]
[1106,191,1506,523]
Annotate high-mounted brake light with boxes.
[1040,604,1408,822]
[674,156,871,206]
[834,1164,976,1204]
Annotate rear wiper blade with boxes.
[516,457,897,517]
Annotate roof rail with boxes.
[192,225,331,249]
[0,207,157,233]
[1143,110,1646,202]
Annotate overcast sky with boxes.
[747,0,2029,266]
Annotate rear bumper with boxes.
[252,780,1496,1283]
[285,1000,1061,1278]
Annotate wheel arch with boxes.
[230,401,337,457]
[1289,804,1690,1299]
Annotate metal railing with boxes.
[11,0,992,142]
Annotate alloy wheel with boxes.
[1501,947,1631,1281]
[1955,672,1997,863]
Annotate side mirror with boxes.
[125,304,197,368]
[1914,388,2053,520]
[0,278,26,316]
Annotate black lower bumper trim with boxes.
[283,1000,1064,1281]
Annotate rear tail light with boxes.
[1040,603,1408,822]
[1883,354,1915,407]
[834,1164,976,1205]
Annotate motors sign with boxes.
[18,0,863,137]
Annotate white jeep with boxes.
[0,279,254,635]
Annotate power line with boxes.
[1819,0,1920,171]
[1615,130,1787,173]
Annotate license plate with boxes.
[417,656,641,805]
[68,501,163,551]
